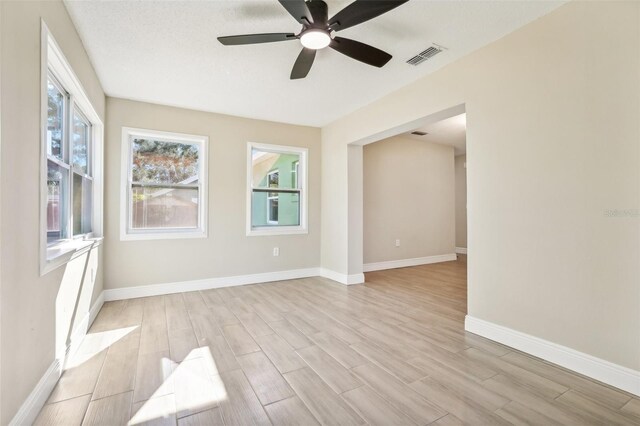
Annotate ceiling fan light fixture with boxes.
[300,30,331,50]
[218,0,409,79]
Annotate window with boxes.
[41,22,104,275]
[247,143,308,236]
[121,128,208,240]
[46,80,94,242]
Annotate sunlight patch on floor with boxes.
[129,346,227,425]
[66,325,138,368]
[129,394,175,425]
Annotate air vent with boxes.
[406,44,445,66]
[411,131,428,136]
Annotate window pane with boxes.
[47,160,68,242]
[268,196,279,223]
[131,186,199,230]
[83,178,93,234]
[251,149,300,189]
[132,138,199,184]
[73,174,82,235]
[268,171,279,188]
[251,191,300,227]
[72,109,90,174]
[47,79,65,161]
[73,173,92,235]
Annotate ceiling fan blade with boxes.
[328,0,409,32]
[278,0,314,25]
[307,0,329,26]
[290,48,316,79]
[330,36,392,67]
[218,33,297,46]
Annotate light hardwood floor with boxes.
[36,256,640,425]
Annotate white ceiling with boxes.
[407,113,466,155]
[64,0,565,127]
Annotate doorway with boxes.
[361,112,467,272]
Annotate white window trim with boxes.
[292,160,300,190]
[40,21,104,276]
[247,142,308,236]
[120,127,208,241]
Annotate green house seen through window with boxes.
[249,143,307,235]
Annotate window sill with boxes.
[120,230,207,241]
[247,227,308,237]
[42,237,103,276]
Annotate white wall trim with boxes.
[8,360,61,426]
[465,315,640,397]
[65,291,105,359]
[10,292,105,426]
[455,247,467,254]
[88,291,105,326]
[363,253,457,272]
[319,268,365,285]
[104,268,322,301]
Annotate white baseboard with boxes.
[10,293,105,426]
[455,247,468,254]
[104,268,322,301]
[320,268,365,285]
[66,291,105,360]
[9,360,61,426]
[465,315,640,397]
[89,291,105,325]
[363,253,457,272]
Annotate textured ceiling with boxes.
[64,0,565,127]
[407,113,466,155]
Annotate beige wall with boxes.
[322,1,640,371]
[0,1,105,423]
[104,98,321,289]
[455,155,467,248]
[363,136,455,264]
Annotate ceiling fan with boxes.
[217,0,409,79]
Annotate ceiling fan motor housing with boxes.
[305,0,329,29]
[299,1,333,50]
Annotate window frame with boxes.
[246,142,308,236]
[120,127,208,241]
[40,21,104,275]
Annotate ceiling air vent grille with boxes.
[406,45,445,66]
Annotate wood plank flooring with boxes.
[35,255,640,425]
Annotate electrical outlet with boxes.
[395,239,400,247]
[273,247,279,256]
